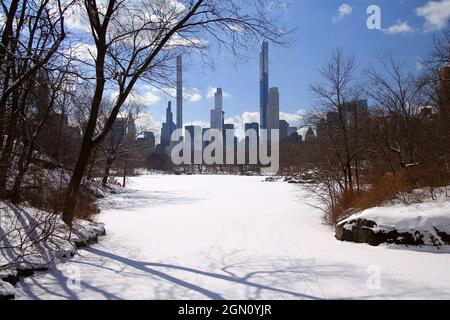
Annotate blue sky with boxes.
[62,1,450,138]
[141,0,450,138]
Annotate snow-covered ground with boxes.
[15,175,450,299]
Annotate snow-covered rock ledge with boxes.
[0,201,106,300]
[335,201,450,247]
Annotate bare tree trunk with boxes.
[102,158,114,185]
[0,94,20,196]
[10,141,35,204]
[62,139,96,226]
[122,161,127,188]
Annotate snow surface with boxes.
[0,279,14,297]
[15,175,450,300]
[338,201,450,245]
[340,202,450,233]
[0,201,105,272]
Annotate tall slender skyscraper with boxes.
[260,41,269,129]
[176,55,183,129]
[210,88,223,131]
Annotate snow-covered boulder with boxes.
[71,220,106,248]
[0,279,15,300]
[336,201,450,246]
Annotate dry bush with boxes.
[328,163,450,224]
[23,186,99,222]
[329,172,414,224]
[72,191,100,221]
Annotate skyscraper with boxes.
[185,125,202,164]
[210,88,223,131]
[245,122,259,135]
[223,123,235,145]
[137,131,156,154]
[176,55,183,130]
[161,101,176,146]
[279,120,289,140]
[267,87,280,131]
[260,41,269,129]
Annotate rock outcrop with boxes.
[336,204,450,247]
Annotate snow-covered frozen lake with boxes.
[16,175,450,299]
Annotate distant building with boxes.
[223,124,236,162]
[317,112,338,140]
[176,55,183,130]
[279,120,289,140]
[305,127,316,142]
[110,118,126,144]
[161,101,176,147]
[317,100,368,140]
[224,123,235,131]
[38,111,81,162]
[223,123,235,143]
[343,99,368,127]
[110,113,136,145]
[245,122,259,136]
[267,87,280,132]
[289,132,302,143]
[210,88,224,131]
[137,131,156,154]
[287,126,297,137]
[326,111,340,128]
[260,41,269,129]
[185,125,202,163]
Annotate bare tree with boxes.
[61,0,289,226]
[0,0,71,197]
[310,49,362,194]
[365,53,428,168]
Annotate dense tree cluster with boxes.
[0,0,287,226]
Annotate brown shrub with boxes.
[329,172,414,224]
[23,185,99,221]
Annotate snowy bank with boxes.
[336,201,450,246]
[0,279,15,300]
[0,200,106,300]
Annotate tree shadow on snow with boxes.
[53,246,450,300]
[76,247,323,300]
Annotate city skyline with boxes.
[152,42,307,150]
[133,0,450,142]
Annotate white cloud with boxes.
[224,109,305,140]
[332,4,353,23]
[224,112,259,140]
[280,109,306,127]
[186,89,202,102]
[416,62,424,71]
[65,4,90,32]
[383,20,414,34]
[185,120,210,128]
[206,87,232,99]
[139,91,162,106]
[159,86,203,103]
[416,0,450,31]
[135,112,162,141]
[110,87,161,106]
[68,42,97,63]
